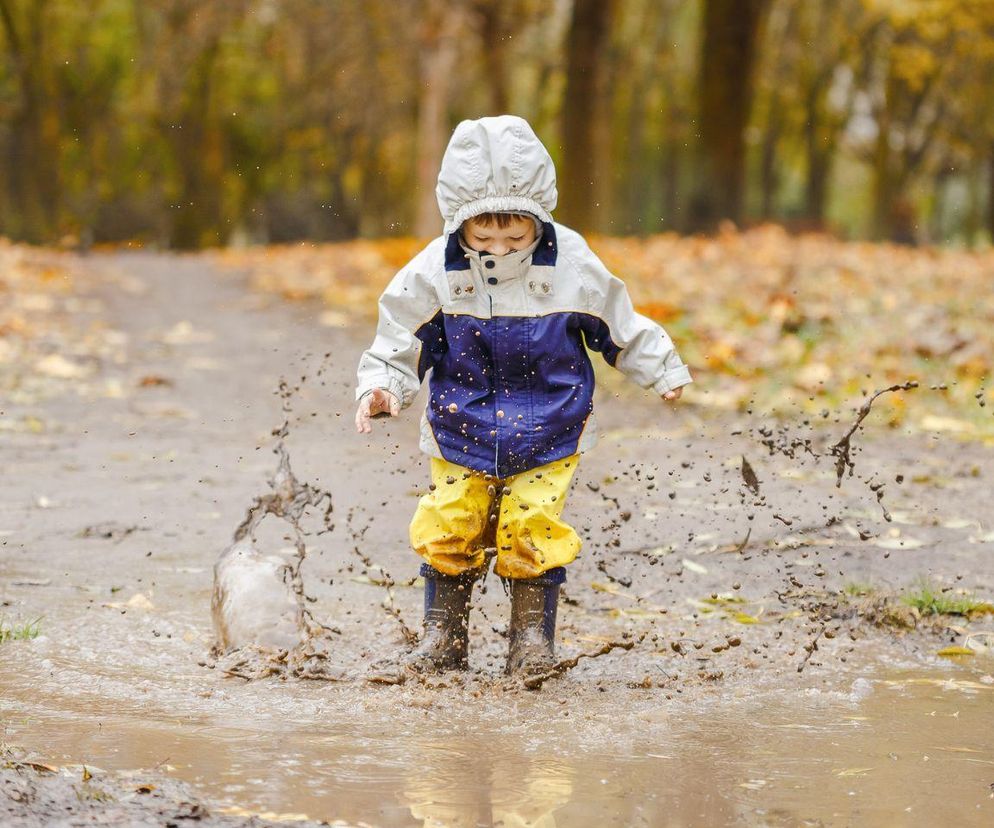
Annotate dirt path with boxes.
[2,251,993,826]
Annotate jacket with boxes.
[355,115,693,478]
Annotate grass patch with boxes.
[0,616,42,643]
[901,581,994,618]
[842,581,876,597]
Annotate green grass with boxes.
[842,581,876,597]
[901,581,994,618]
[0,616,42,643]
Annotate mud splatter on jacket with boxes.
[356,116,692,478]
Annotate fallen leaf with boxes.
[34,354,91,379]
[937,646,975,657]
[872,537,925,550]
[741,456,760,494]
[591,581,636,600]
[919,415,975,434]
[161,320,214,345]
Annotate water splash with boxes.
[210,380,340,679]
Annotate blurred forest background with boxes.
[2,0,994,249]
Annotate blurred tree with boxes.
[558,0,616,232]
[855,0,994,241]
[691,0,768,230]
[751,0,880,227]
[0,0,61,242]
[3,0,994,247]
[414,0,469,237]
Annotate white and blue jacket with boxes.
[356,116,692,478]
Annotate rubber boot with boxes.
[403,563,477,672]
[505,567,565,676]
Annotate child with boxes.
[355,115,691,677]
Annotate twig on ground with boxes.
[523,633,646,690]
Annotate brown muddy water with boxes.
[2,642,992,826]
[3,252,994,826]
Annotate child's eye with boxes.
[510,236,524,242]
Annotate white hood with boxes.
[435,115,558,234]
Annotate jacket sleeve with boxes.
[355,248,445,410]
[574,241,693,395]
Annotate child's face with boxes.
[461,215,537,256]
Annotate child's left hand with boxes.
[662,386,684,401]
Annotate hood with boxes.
[435,115,558,235]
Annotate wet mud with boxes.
[2,251,993,826]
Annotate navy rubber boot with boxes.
[505,567,565,676]
[405,563,477,672]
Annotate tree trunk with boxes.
[759,106,782,220]
[0,0,61,243]
[413,0,465,238]
[988,141,994,243]
[661,135,680,231]
[168,40,225,249]
[558,0,616,233]
[691,0,767,231]
[475,0,509,113]
[804,110,833,227]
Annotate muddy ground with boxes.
[1,250,993,826]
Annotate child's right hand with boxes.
[355,388,400,433]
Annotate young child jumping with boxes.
[355,115,692,678]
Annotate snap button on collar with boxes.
[485,260,495,269]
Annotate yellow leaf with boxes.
[591,581,636,600]
[937,646,975,657]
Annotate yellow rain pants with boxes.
[409,454,581,580]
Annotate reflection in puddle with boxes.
[2,657,992,826]
[401,746,573,828]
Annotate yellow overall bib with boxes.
[409,453,581,580]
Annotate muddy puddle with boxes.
[3,650,992,826]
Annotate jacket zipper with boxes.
[489,292,500,476]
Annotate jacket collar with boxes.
[457,234,541,285]
[444,221,558,276]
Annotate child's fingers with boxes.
[356,397,372,433]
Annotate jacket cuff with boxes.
[652,364,693,395]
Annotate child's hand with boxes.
[662,386,684,402]
[355,388,400,433]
